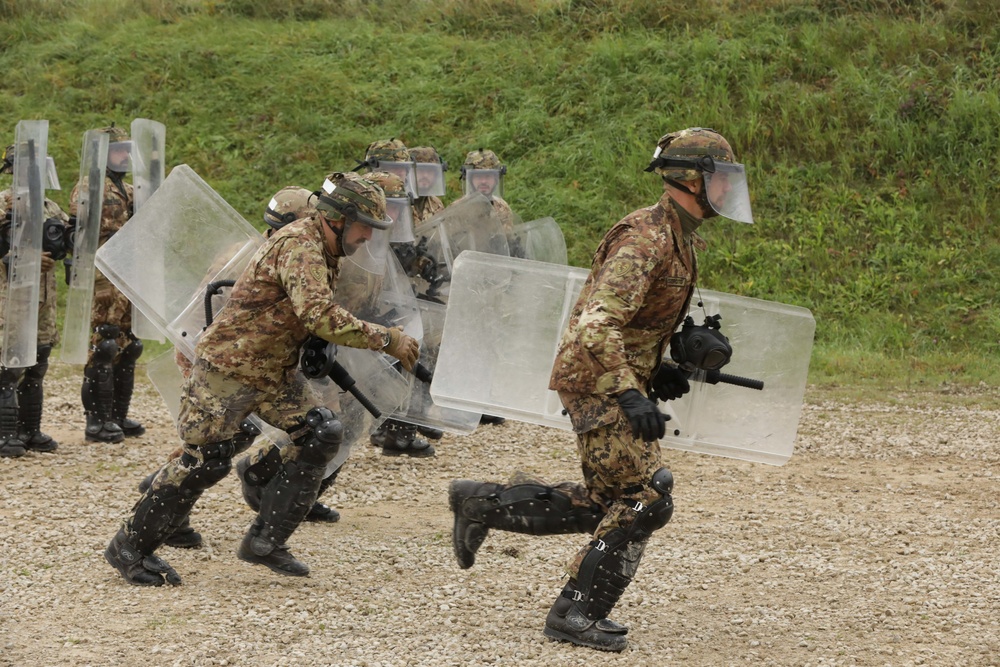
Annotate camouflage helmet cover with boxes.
[364,138,410,165]
[317,171,391,230]
[409,145,447,169]
[99,125,130,142]
[461,148,505,176]
[648,127,734,182]
[264,185,314,230]
[364,170,408,199]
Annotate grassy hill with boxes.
[2,0,998,389]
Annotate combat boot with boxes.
[543,582,629,652]
[104,527,182,587]
[416,424,444,441]
[85,412,125,443]
[0,370,26,458]
[371,420,435,457]
[17,348,57,452]
[237,519,310,576]
[448,479,504,568]
[137,471,203,549]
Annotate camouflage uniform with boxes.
[460,148,517,237]
[105,172,414,587]
[0,190,69,456]
[70,126,145,443]
[408,146,445,223]
[450,128,739,652]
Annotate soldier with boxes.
[408,145,446,223]
[0,144,70,457]
[448,128,755,651]
[459,148,516,237]
[69,125,145,444]
[235,184,343,524]
[105,172,420,586]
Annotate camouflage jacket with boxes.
[69,171,133,245]
[412,195,444,225]
[195,215,388,391]
[491,196,516,235]
[549,194,697,430]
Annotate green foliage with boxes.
[2,0,998,388]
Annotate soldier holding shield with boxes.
[0,143,70,456]
[448,128,756,651]
[105,172,419,586]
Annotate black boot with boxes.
[448,479,504,569]
[82,361,124,443]
[0,368,26,458]
[371,420,435,457]
[306,469,341,523]
[112,338,145,437]
[543,581,629,652]
[17,347,57,453]
[137,471,203,548]
[237,520,311,576]
[105,527,182,586]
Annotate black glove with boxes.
[616,389,667,442]
[650,363,691,402]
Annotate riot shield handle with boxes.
[300,336,382,418]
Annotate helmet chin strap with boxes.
[666,177,717,220]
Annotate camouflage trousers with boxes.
[559,391,665,579]
[87,274,133,364]
[0,267,59,347]
[146,360,316,493]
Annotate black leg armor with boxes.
[238,446,342,523]
[543,468,674,653]
[112,334,144,437]
[238,408,343,576]
[448,479,605,569]
[105,420,259,586]
[18,344,57,452]
[0,366,25,458]
[82,324,124,443]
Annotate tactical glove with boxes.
[616,388,667,442]
[650,363,690,402]
[385,326,420,372]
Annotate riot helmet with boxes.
[460,148,506,199]
[358,138,417,197]
[365,170,414,244]
[264,185,314,231]
[409,145,448,198]
[645,127,753,224]
[314,172,392,259]
[100,125,132,173]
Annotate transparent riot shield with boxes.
[410,193,510,302]
[390,297,481,434]
[2,121,48,368]
[431,252,815,466]
[60,131,109,364]
[95,164,264,360]
[99,164,410,472]
[129,118,167,343]
[509,217,568,265]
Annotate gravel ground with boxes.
[1,364,998,667]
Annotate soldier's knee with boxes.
[119,337,143,364]
[629,468,674,536]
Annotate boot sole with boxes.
[86,434,125,443]
[236,549,310,577]
[542,626,628,652]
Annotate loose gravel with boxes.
[0,366,997,667]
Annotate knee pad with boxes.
[297,407,344,467]
[118,337,143,365]
[178,449,232,495]
[91,336,119,367]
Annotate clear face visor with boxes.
[703,162,753,224]
[342,223,391,276]
[106,141,133,172]
[45,156,60,190]
[414,162,446,197]
[386,197,415,244]
[375,160,417,198]
[463,168,504,199]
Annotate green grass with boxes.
[2,0,998,394]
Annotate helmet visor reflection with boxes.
[414,162,446,197]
